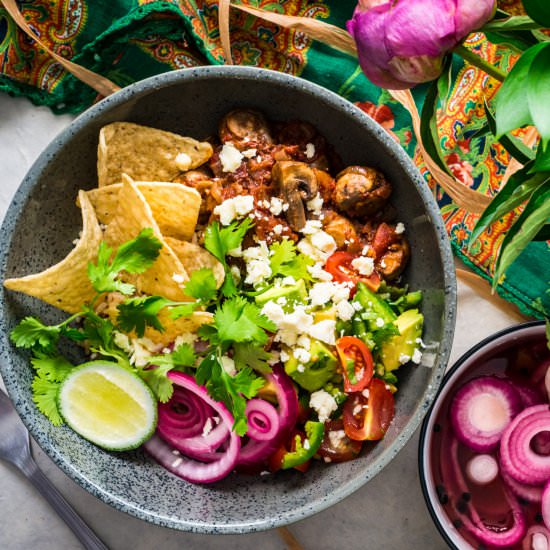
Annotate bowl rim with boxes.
[418,319,546,549]
[0,65,457,532]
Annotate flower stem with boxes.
[453,44,508,82]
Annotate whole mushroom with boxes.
[272,161,318,232]
[334,166,391,218]
[219,109,273,145]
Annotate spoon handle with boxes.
[20,456,109,550]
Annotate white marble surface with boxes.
[0,94,527,550]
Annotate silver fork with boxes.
[0,388,109,550]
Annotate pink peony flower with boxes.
[347,0,497,89]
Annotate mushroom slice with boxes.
[272,161,319,232]
[219,109,273,144]
[334,166,392,218]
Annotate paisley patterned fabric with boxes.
[0,0,548,318]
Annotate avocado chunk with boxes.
[284,339,338,392]
[380,309,424,372]
[354,283,397,331]
[255,279,307,309]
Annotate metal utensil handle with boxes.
[22,458,109,550]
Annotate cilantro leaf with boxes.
[233,342,273,374]
[31,375,64,426]
[148,343,196,369]
[31,355,74,382]
[195,355,264,435]
[170,302,200,320]
[10,317,62,354]
[138,365,174,403]
[116,296,173,337]
[87,229,162,295]
[204,219,253,297]
[214,297,276,345]
[184,268,218,302]
[204,219,254,263]
[269,239,314,280]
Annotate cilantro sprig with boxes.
[268,238,314,280]
[204,218,253,296]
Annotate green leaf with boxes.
[31,375,63,426]
[10,317,61,353]
[148,343,196,370]
[534,224,550,241]
[87,229,162,295]
[495,43,547,137]
[214,297,276,345]
[494,184,550,286]
[523,0,550,26]
[30,355,73,382]
[482,15,543,31]
[527,44,550,149]
[533,145,550,172]
[484,30,540,53]
[204,219,253,297]
[116,295,172,337]
[233,342,273,374]
[138,365,174,403]
[469,162,550,247]
[269,238,314,280]
[419,76,455,178]
[169,302,200,320]
[484,100,535,165]
[436,55,452,112]
[184,268,218,302]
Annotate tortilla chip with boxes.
[165,237,225,288]
[85,182,201,241]
[4,191,103,314]
[143,310,213,347]
[97,122,213,187]
[100,292,212,347]
[103,175,191,302]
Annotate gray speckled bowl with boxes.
[0,66,456,533]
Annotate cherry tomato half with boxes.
[343,378,395,441]
[325,251,381,294]
[317,419,363,463]
[336,336,374,393]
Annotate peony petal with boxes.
[385,0,458,58]
[454,0,497,40]
[388,54,444,84]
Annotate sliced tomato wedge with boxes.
[343,378,395,441]
[317,419,363,463]
[336,336,374,393]
[325,251,380,293]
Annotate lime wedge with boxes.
[58,361,157,451]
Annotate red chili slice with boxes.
[343,378,395,441]
[336,336,374,393]
[325,251,381,294]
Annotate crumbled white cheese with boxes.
[307,319,336,345]
[220,355,236,376]
[398,353,411,365]
[305,142,316,159]
[297,364,306,373]
[280,349,290,363]
[307,262,333,282]
[273,224,283,235]
[328,429,346,449]
[128,337,161,367]
[228,245,243,257]
[362,388,370,399]
[362,244,372,255]
[281,276,297,286]
[310,230,337,256]
[276,296,287,306]
[301,219,323,235]
[395,222,405,234]
[230,265,241,285]
[261,302,314,347]
[214,195,254,225]
[172,273,186,284]
[243,241,272,285]
[306,193,323,214]
[219,142,244,172]
[174,152,192,171]
[309,390,338,423]
[375,317,385,328]
[293,347,311,363]
[202,417,213,436]
[308,281,350,307]
[173,332,196,347]
[351,256,375,276]
[412,348,423,364]
[303,438,311,450]
[352,301,363,312]
[113,331,131,353]
[336,300,355,321]
[296,335,311,350]
[241,148,257,158]
[269,197,284,216]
